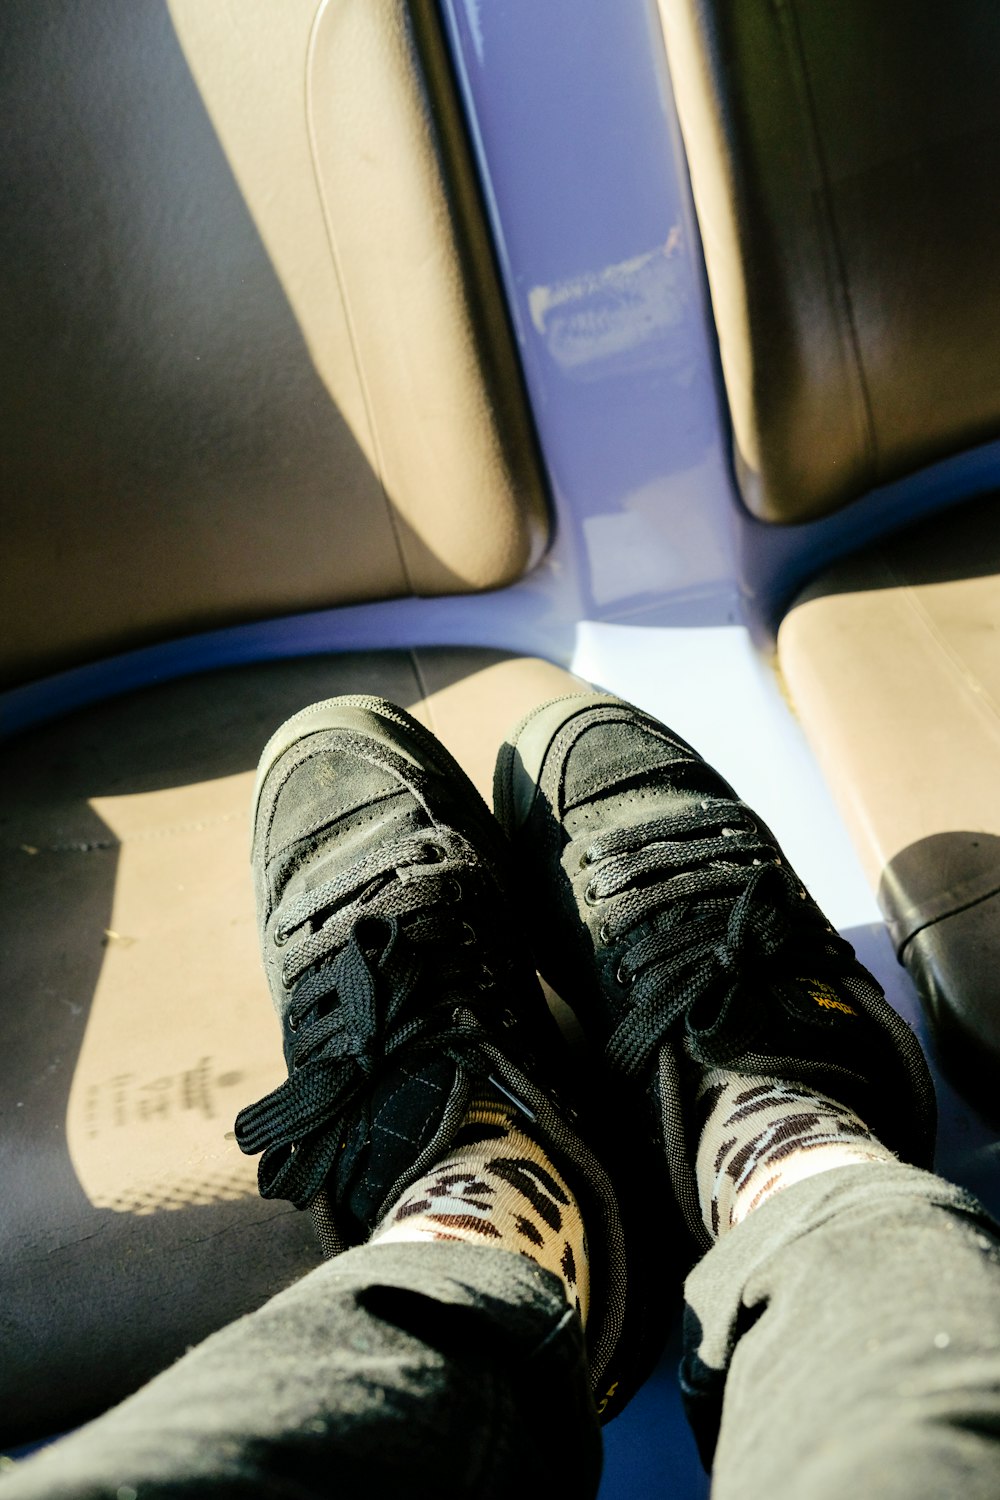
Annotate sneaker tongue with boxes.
[332,1054,463,1236]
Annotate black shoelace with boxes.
[235,834,494,1207]
[580,796,876,1076]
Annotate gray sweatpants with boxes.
[4,1163,1000,1498]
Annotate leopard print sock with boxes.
[696,1069,895,1238]
[370,1089,590,1324]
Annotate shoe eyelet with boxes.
[445,876,463,903]
[273,927,289,948]
[287,1011,299,1032]
[584,880,600,906]
[459,920,476,946]
[579,848,594,869]
[616,961,631,987]
[421,841,447,863]
[599,922,612,944]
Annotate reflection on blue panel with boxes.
[439,0,738,621]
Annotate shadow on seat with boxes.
[1,0,563,1445]
[0,648,583,1441]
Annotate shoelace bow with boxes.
[579,795,872,1075]
[235,834,494,1207]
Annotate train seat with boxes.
[662,0,1000,1096]
[0,0,578,1441]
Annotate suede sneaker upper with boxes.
[494,692,937,1247]
[234,695,658,1421]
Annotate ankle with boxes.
[695,1069,895,1238]
[371,1089,590,1323]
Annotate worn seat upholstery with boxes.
[0,0,578,1442]
[661,1,1000,1090]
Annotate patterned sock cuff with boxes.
[371,1090,590,1324]
[696,1070,896,1237]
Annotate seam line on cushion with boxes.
[409,649,438,743]
[405,648,438,742]
[304,0,416,597]
[779,0,879,481]
[409,647,432,713]
[872,552,1000,733]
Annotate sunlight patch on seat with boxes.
[165,0,379,473]
[65,772,284,1213]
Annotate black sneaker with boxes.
[494,692,937,1248]
[234,695,661,1420]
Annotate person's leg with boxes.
[682,1160,1000,1500]
[496,691,1000,1498]
[0,1238,596,1499]
[4,695,658,1497]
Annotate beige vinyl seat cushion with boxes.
[0,0,548,691]
[0,647,583,1444]
[660,0,1000,525]
[661,0,1000,1097]
[778,494,1000,1090]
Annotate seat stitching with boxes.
[875,553,1000,731]
[778,0,880,480]
[303,0,417,597]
